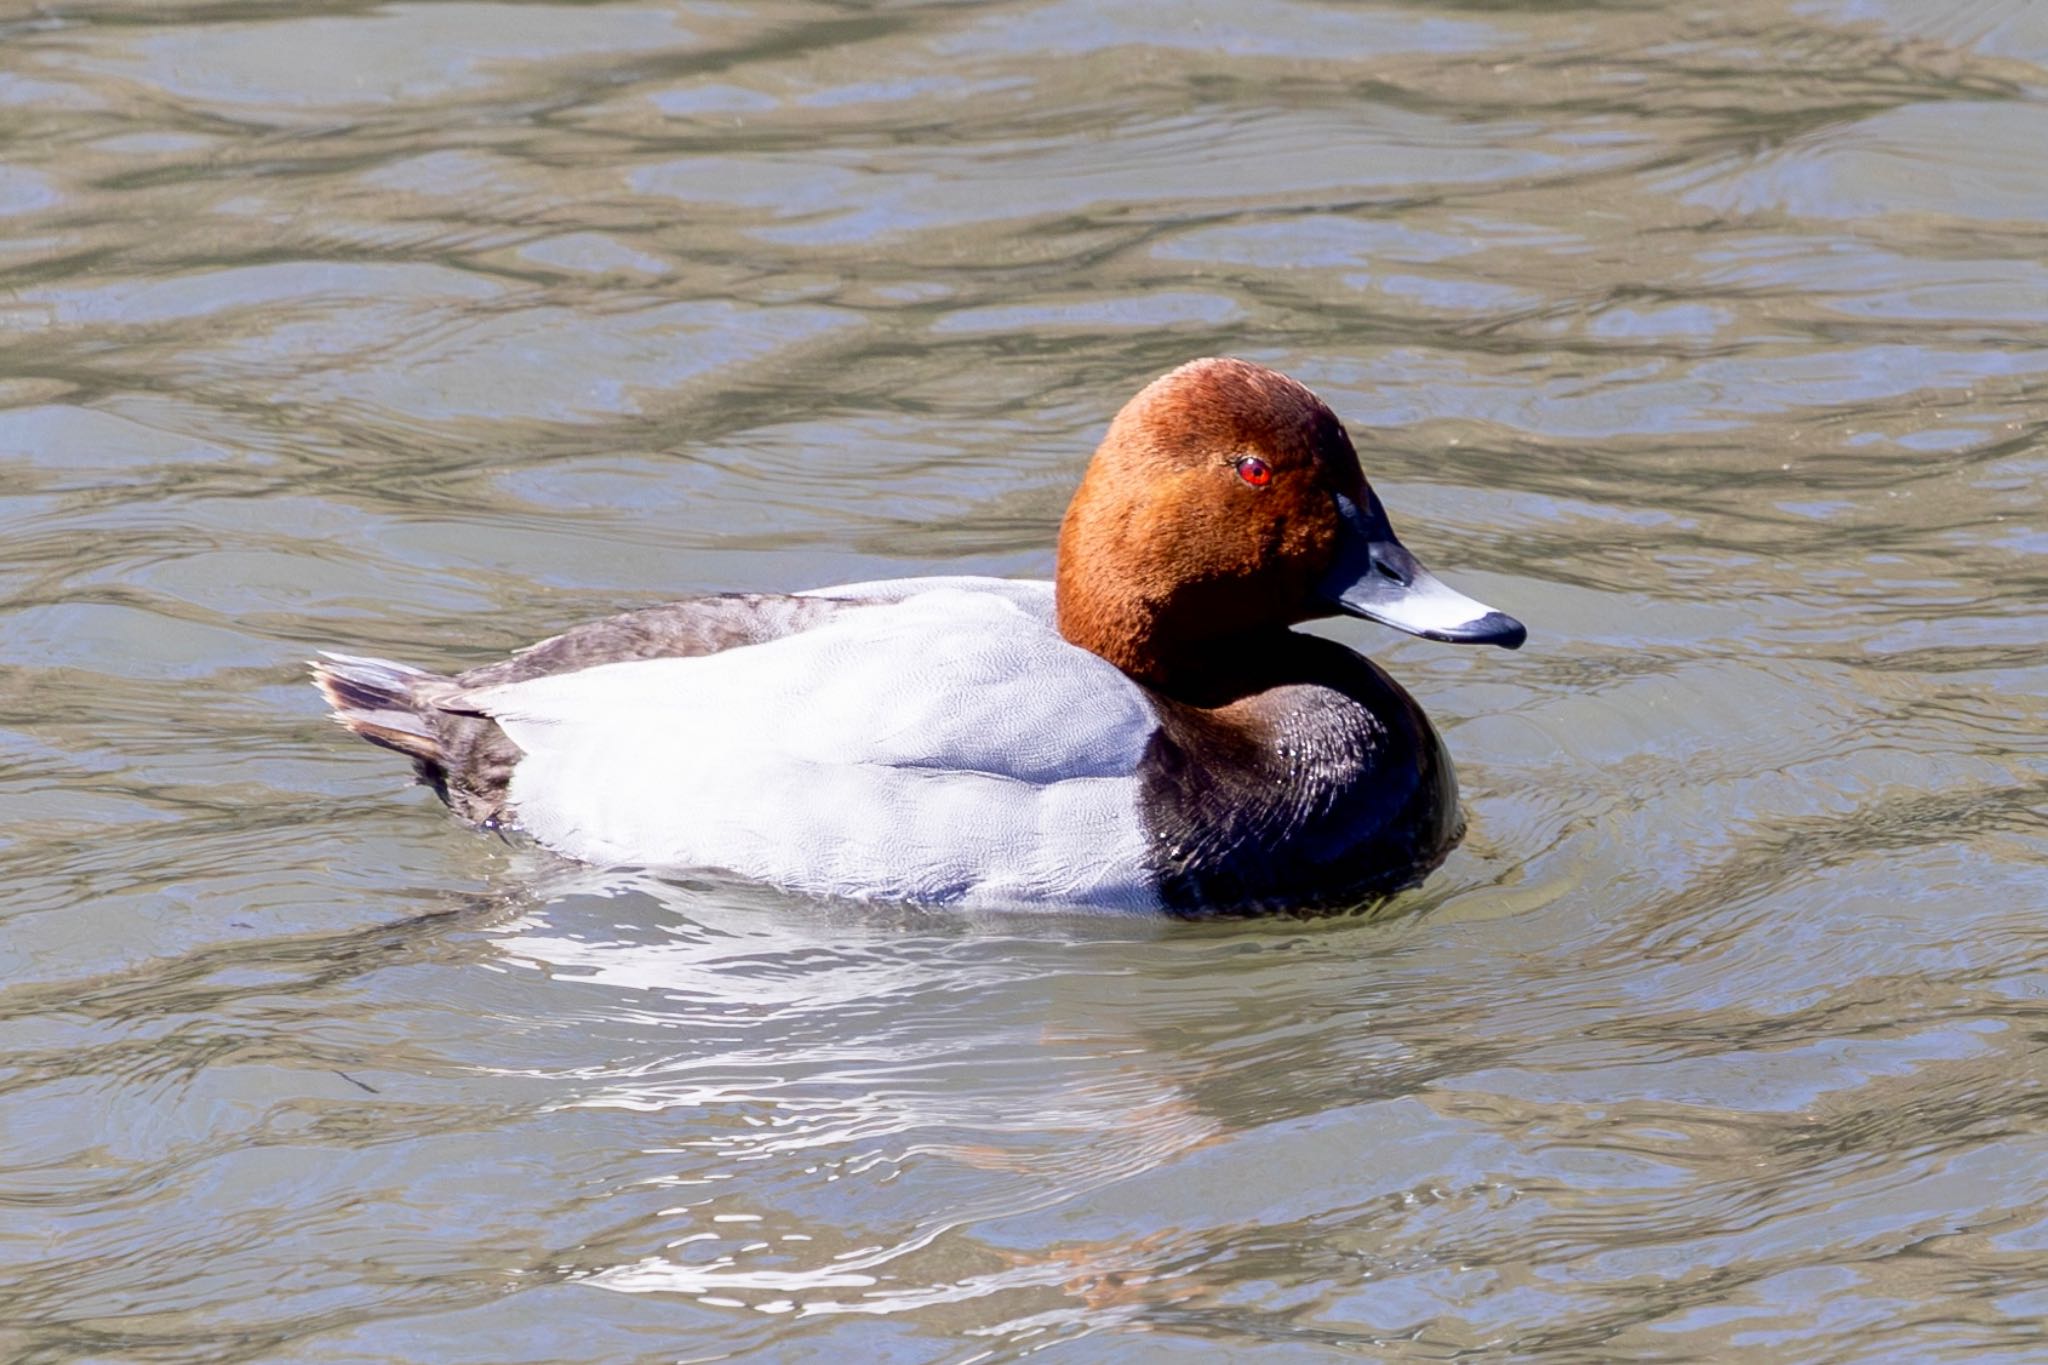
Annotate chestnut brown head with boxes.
[1055,358,1522,688]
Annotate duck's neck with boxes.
[1056,505,1196,687]
[1056,569,1174,690]
[1056,569,1303,704]
[1055,471,1284,698]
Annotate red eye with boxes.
[1235,455,1272,487]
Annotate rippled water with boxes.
[4,1,2046,1360]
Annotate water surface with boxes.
[3,1,2046,1360]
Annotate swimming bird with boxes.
[314,358,1523,914]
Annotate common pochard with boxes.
[316,358,1524,913]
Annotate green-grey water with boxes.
[3,1,2046,1360]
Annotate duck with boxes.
[314,357,1524,914]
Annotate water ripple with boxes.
[2,0,2045,1360]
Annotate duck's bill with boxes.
[1319,491,1526,649]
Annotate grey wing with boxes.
[456,592,869,688]
[469,578,1052,688]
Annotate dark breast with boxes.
[1136,636,1461,916]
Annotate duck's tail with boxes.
[312,652,520,827]
[310,652,446,764]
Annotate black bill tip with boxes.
[1456,610,1527,650]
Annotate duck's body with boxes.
[318,576,1459,912]
[316,359,1522,914]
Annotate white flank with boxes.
[460,580,1161,909]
